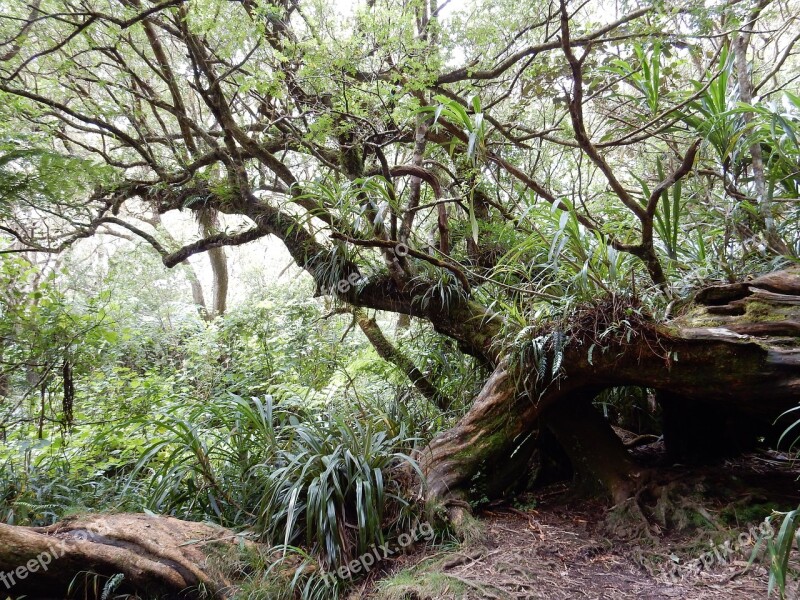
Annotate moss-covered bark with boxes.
[421,268,800,511]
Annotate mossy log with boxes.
[420,268,800,513]
[0,513,254,598]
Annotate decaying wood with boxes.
[0,513,254,598]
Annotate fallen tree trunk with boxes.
[0,513,254,598]
[420,268,800,514]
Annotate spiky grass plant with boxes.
[129,394,423,573]
[256,415,420,569]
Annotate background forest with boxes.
[0,0,799,598]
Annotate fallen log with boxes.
[419,268,800,514]
[0,513,254,598]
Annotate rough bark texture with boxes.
[202,214,230,319]
[421,268,800,511]
[0,513,253,598]
[184,259,210,320]
[208,245,229,318]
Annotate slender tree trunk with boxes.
[355,309,452,410]
[201,213,230,319]
[0,356,8,402]
[208,245,229,318]
[544,393,643,504]
[183,259,210,320]
[733,27,789,255]
[145,212,211,319]
[395,313,411,332]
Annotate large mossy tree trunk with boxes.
[420,268,800,514]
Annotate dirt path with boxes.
[363,505,774,599]
[360,452,800,600]
[438,508,769,599]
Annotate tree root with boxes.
[604,493,660,543]
[0,513,258,598]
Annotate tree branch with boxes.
[354,308,453,411]
[162,227,268,268]
[329,232,471,293]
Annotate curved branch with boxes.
[645,140,700,217]
[387,165,442,199]
[162,227,268,268]
[329,232,471,293]
[753,30,800,94]
[0,0,43,62]
[98,217,168,256]
[354,308,453,411]
[435,7,651,84]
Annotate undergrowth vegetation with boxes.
[130,393,422,569]
[0,256,473,598]
[1,200,797,597]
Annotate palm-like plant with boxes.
[128,394,422,570]
[257,415,419,569]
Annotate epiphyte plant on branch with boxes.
[0,0,798,595]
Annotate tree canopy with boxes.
[1,0,796,320]
[0,0,799,598]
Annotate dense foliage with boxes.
[0,0,798,597]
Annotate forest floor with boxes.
[353,446,800,600]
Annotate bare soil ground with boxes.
[356,449,800,600]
